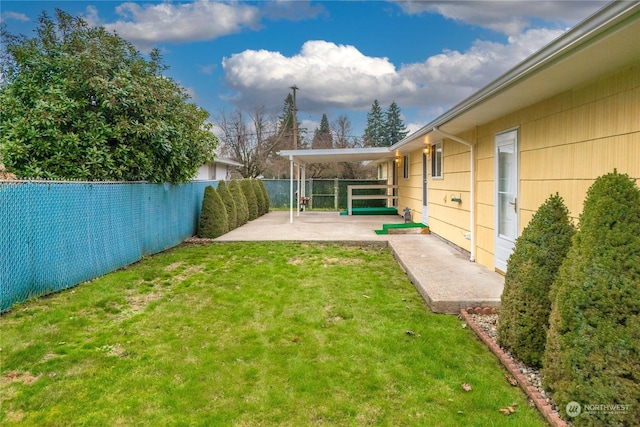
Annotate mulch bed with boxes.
[460,308,569,427]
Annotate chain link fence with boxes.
[0,180,216,312]
[262,179,388,209]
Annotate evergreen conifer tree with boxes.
[364,100,385,147]
[384,102,409,146]
[229,179,249,226]
[198,186,229,238]
[240,179,259,220]
[217,180,238,230]
[543,171,640,425]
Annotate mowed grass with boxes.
[1,242,545,426]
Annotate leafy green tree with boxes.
[0,10,217,183]
[217,180,237,231]
[543,171,640,425]
[229,179,249,226]
[384,101,409,146]
[363,100,385,147]
[497,194,575,367]
[240,179,258,221]
[197,186,228,238]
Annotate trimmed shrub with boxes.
[257,179,270,213]
[252,179,266,216]
[217,180,238,230]
[497,193,575,367]
[229,179,249,226]
[543,171,640,426]
[197,186,229,238]
[241,179,259,221]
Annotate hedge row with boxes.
[197,179,270,238]
[498,171,639,426]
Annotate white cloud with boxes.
[97,0,261,50]
[394,0,607,35]
[222,27,563,116]
[1,11,30,23]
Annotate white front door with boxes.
[494,130,518,273]
[422,152,428,225]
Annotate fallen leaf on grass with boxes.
[505,374,518,386]
[461,383,472,392]
[499,406,517,415]
[292,337,300,343]
[461,322,467,328]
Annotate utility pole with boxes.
[290,85,298,150]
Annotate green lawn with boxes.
[1,242,546,426]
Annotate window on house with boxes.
[403,155,410,179]
[431,142,443,179]
[378,164,383,179]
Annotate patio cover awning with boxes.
[277,147,396,223]
[277,147,394,165]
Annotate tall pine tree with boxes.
[364,100,385,147]
[309,114,336,178]
[384,101,409,146]
[311,114,333,149]
[278,93,297,150]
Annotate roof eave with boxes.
[391,1,640,150]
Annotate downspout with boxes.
[432,127,476,262]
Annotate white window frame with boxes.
[402,154,410,179]
[431,141,443,179]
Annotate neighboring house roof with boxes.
[279,1,640,164]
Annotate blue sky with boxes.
[1,0,608,139]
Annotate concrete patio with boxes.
[214,211,504,314]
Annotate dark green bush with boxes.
[498,194,575,367]
[197,186,228,238]
[217,180,237,231]
[257,179,270,213]
[229,179,249,226]
[240,179,259,221]
[252,179,266,216]
[543,171,640,426]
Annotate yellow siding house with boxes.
[280,1,639,274]
[386,1,640,272]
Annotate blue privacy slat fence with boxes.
[0,180,217,312]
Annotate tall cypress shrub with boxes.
[257,179,270,213]
[497,194,575,367]
[217,180,238,231]
[197,186,228,238]
[543,171,640,425]
[252,179,266,216]
[229,179,249,226]
[241,179,259,221]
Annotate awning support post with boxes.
[289,156,294,223]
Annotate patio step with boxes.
[339,207,398,216]
[375,223,430,235]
